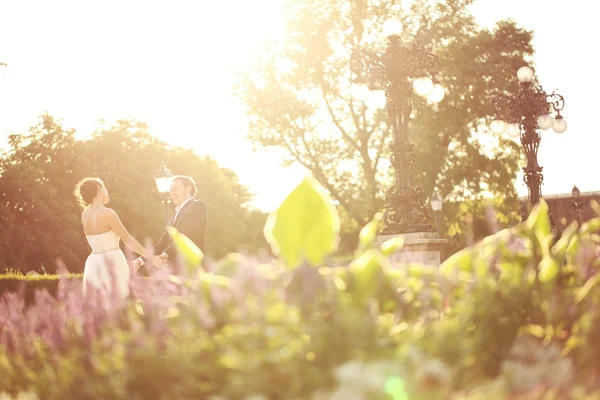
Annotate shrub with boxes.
[0,271,82,304]
[0,178,600,399]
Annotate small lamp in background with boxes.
[572,185,582,226]
[155,163,174,224]
[430,190,443,236]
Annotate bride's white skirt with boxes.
[83,249,130,298]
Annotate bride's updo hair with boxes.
[74,178,103,209]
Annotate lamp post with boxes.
[489,66,567,220]
[155,163,174,225]
[572,185,583,226]
[430,190,443,236]
[350,18,445,235]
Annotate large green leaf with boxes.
[168,227,204,274]
[526,199,551,238]
[264,178,340,268]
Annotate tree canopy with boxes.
[0,115,267,273]
[237,0,532,247]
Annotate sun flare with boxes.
[0,0,299,211]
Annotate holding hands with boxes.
[130,252,169,272]
[154,253,169,268]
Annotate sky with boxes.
[0,0,597,211]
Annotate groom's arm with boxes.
[153,229,171,256]
[135,219,172,269]
[164,201,207,258]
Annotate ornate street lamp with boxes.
[350,18,445,234]
[572,185,583,226]
[430,190,443,236]
[155,163,174,224]
[490,66,567,220]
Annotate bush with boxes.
[1,178,600,399]
[0,271,82,304]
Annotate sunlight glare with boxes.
[0,0,293,211]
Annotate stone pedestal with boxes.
[376,232,448,267]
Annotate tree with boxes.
[0,115,267,273]
[237,0,531,244]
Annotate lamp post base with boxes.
[376,232,448,267]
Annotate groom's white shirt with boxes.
[173,197,193,224]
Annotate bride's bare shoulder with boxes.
[102,207,120,218]
[82,206,116,220]
[81,207,92,220]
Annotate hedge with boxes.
[0,272,83,304]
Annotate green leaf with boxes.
[349,249,390,302]
[385,376,409,400]
[534,230,551,259]
[566,235,581,266]
[575,273,600,304]
[526,199,551,238]
[440,247,473,276]
[552,222,578,260]
[358,212,382,252]
[581,217,600,235]
[538,258,559,283]
[473,240,500,279]
[197,271,233,289]
[380,236,404,256]
[264,178,340,268]
[213,253,246,278]
[523,324,545,338]
[168,226,204,273]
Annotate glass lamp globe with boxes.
[430,190,443,212]
[364,90,387,109]
[155,163,174,194]
[507,123,521,138]
[382,18,403,37]
[350,83,369,102]
[490,120,507,134]
[517,66,534,83]
[536,114,553,130]
[427,84,445,103]
[552,116,567,133]
[413,77,434,97]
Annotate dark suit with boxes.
[154,198,208,262]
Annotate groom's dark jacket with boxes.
[154,198,207,261]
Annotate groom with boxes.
[135,175,207,271]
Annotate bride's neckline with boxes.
[85,230,114,237]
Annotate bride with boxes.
[74,178,161,298]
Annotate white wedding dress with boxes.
[83,231,130,298]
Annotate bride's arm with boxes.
[107,209,156,261]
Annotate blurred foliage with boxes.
[0,114,268,273]
[237,0,529,249]
[441,196,522,258]
[2,176,600,398]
